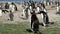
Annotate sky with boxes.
[0,0,60,2]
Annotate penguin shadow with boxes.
[39,22,54,27]
[26,29,42,34]
[20,17,27,20]
[26,29,32,33]
[48,22,54,25]
[39,23,44,26]
[19,15,27,20]
[34,31,42,34]
[51,6,56,8]
[56,12,60,15]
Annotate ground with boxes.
[0,3,60,34]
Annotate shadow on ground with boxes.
[26,29,42,34]
[39,22,54,27]
[56,12,60,15]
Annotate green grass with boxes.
[0,22,60,34]
[41,28,60,34]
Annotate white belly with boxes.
[37,7,40,12]
[0,10,2,16]
[41,13,43,19]
[44,9,47,12]
[23,9,26,17]
[57,7,59,12]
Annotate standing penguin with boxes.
[30,9,39,33]
[12,3,17,11]
[40,4,49,26]
[5,3,9,9]
[39,11,49,26]
[9,2,15,12]
[9,10,14,21]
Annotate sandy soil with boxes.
[0,3,60,25]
